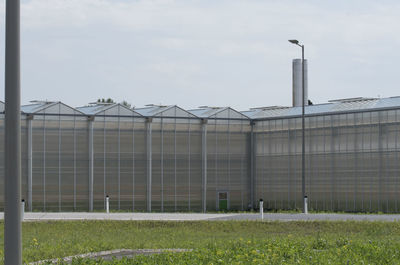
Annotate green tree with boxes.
[96,98,132,108]
[121,100,131,108]
[97,98,115,104]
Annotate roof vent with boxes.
[30,100,55,104]
[250,106,289,110]
[328,97,377,103]
[88,102,114,106]
[198,106,224,109]
[144,104,168,107]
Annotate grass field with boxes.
[1,221,400,264]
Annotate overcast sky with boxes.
[0,0,400,110]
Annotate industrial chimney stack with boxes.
[292,59,308,107]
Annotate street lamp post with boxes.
[289,39,307,214]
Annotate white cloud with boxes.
[0,0,399,109]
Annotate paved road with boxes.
[0,212,237,221]
[2,212,400,221]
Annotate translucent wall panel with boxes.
[75,119,89,211]
[44,118,59,211]
[119,117,135,210]
[162,121,176,211]
[0,116,4,210]
[206,120,217,211]
[93,119,106,210]
[92,117,147,212]
[30,114,88,211]
[32,118,44,210]
[255,108,400,213]
[229,122,250,210]
[176,122,190,211]
[60,120,75,211]
[105,119,119,210]
[206,116,251,211]
[148,109,203,212]
[21,118,28,208]
[189,121,202,211]
[134,122,147,211]
[151,122,162,211]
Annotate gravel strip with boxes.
[29,248,192,264]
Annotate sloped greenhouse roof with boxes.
[21,101,84,115]
[134,105,198,118]
[77,103,142,117]
[188,107,249,120]
[242,97,400,120]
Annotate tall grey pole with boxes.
[289,39,307,213]
[4,0,22,263]
[301,45,307,214]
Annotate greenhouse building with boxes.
[1,95,400,213]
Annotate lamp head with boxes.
[289,39,299,44]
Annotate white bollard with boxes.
[106,195,110,213]
[304,196,308,214]
[259,199,264,220]
[21,199,25,221]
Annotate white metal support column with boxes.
[214,120,218,210]
[201,119,208,213]
[395,111,399,212]
[227,116,231,209]
[240,121,244,210]
[132,117,135,211]
[43,114,46,211]
[88,116,94,212]
[146,118,153,212]
[161,117,164,212]
[287,121,291,208]
[73,116,76,210]
[174,116,177,211]
[378,112,383,212]
[103,118,106,209]
[330,117,335,211]
[307,118,313,211]
[27,115,33,212]
[188,121,191,211]
[261,122,265,205]
[118,113,121,210]
[353,118,358,211]
[58,107,61,212]
[250,121,255,209]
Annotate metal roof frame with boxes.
[134,105,199,119]
[77,103,143,117]
[21,101,86,115]
[189,106,250,120]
